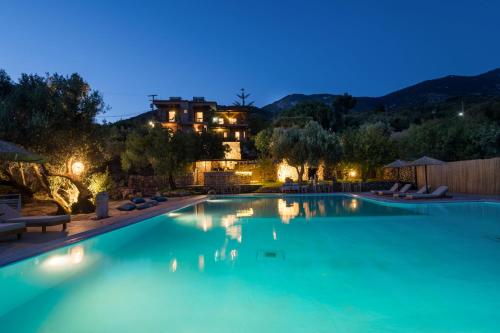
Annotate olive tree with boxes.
[268,121,341,182]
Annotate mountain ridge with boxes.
[262,68,500,113]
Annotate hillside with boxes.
[263,68,500,113]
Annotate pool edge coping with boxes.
[0,196,208,268]
[2,192,498,267]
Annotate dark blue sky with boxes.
[1,0,499,121]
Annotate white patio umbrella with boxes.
[407,156,445,193]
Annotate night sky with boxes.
[1,0,499,121]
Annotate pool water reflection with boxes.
[1,195,499,333]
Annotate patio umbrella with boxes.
[383,160,408,181]
[0,140,45,163]
[407,156,444,193]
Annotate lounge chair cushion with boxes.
[405,186,448,199]
[117,203,137,211]
[136,203,152,210]
[0,222,26,232]
[130,197,146,204]
[7,215,70,227]
[151,196,167,202]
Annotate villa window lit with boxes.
[168,111,176,122]
[196,112,203,123]
[229,117,237,124]
[218,117,224,125]
[235,131,240,140]
[223,132,228,138]
[212,116,218,123]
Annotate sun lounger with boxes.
[377,183,411,196]
[371,183,399,195]
[0,222,26,240]
[0,204,70,233]
[117,203,136,211]
[393,185,430,198]
[404,186,449,200]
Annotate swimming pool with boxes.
[1,194,499,332]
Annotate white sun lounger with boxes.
[0,204,71,233]
[404,186,449,200]
[371,183,399,195]
[378,183,411,196]
[393,185,430,198]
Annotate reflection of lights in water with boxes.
[70,246,85,264]
[236,208,254,217]
[230,249,238,261]
[272,228,277,241]
[198,255,205,272]
[226,225,242,243]
[302,202,315,220]
[221,215,237,228]
[43,245,85,270]
[207,199,232,203]
[277,199,299,224]
[197,216,213,232]
[168,212,181,217]
[350,199,358,210]
[170,258,178,272]
[318,200,326,215]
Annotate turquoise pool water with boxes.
[1,195,499,332]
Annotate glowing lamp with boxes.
[349,170,357,178]
[71,161,85,176]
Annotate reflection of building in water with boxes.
[302,202,316,220]
[226,225,242,243]
[193,203,214,231]
[236,208,254,217]
[317,200,326,215]
[221,214,237,228]
[277,199,300,224]
[197,216,213,231]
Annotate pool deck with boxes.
[0,195,207,267]
[357,192,500,203]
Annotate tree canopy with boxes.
[267,121,341,181]
[0,70,107,212]
[122,127,227,188]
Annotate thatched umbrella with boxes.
[383,160,408,181]
[407,156,445,193]
[0,140,45,163]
